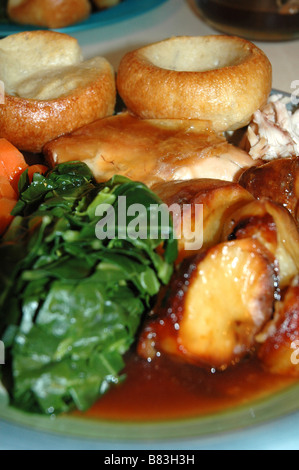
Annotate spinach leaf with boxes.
[0,162,177,415]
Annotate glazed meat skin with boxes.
[258,276,299,377]
[239,157,299,226]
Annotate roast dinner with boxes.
[0,30,298,420]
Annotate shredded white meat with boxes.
[246,94,299,161]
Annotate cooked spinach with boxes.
[0,162,177,416]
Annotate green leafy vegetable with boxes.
[0,162,177,416]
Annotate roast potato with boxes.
[222,199,299,289]
[138,239,276,370]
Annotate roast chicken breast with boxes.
[44,112,255,187]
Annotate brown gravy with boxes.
[80,350,297,422]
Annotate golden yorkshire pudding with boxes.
[117,35,272,133]
[0,31,116,154]
[7,0,91,29]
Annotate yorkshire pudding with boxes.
[7,0,91,29]
[0,31,116,154]
[117,35,272,133]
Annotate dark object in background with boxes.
[0,0,9,23]
[194,0,299,41]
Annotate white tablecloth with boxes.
[73,0,299,95]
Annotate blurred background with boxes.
[194,0,299,41]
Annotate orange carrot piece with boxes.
[0,176,17,200]
[0,197,17,235]
[0,138,28,190]
[27,164,49,182]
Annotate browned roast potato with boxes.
[239,157,299,226]
[257,276,299,377]
[153,179,254,261]
[222,199,299,289]
[138,238,276,370]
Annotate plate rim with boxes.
[0,381,299,442]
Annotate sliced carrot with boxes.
[0,138,28,190]
[27,164,49,183]
[0,176,17,200]
[0,198,17,235]
[0,143,48,236]
[0,162,48,236]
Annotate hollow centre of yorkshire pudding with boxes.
[141,36,250,72]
